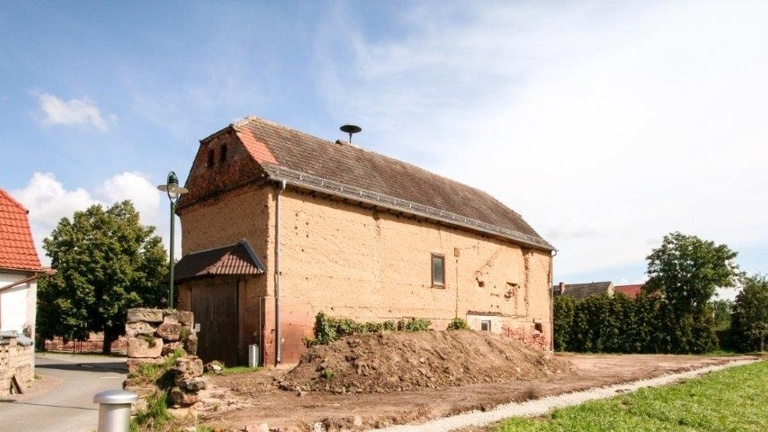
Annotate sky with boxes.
[1,1,767,298]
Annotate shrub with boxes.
[398,317,432,332]
[308,312,431,346]
[447,317,470,330]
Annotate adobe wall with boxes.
[264,188,552,363]
[179,183,552,365]
[0,335,34,396]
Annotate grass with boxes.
[218,365,260,375]
[495,359,768,432]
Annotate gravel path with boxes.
[366,358,760,432]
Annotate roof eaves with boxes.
[263,164,554,251]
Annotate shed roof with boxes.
[173,239,265,282]
[553,281,614,299]
[186,116,552,250]
[0,188,42,272]
[615,284,644,299]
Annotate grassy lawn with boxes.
[496,360,767,432]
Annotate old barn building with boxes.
[175,117,554,366]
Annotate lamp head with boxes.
[157,171,188,202]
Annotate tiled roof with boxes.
[0,188,42,272]
[615,284,644,299]
[553,281,614,299]
[229,117,552,250]
[173,239,265,282]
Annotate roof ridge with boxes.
[237,117,516,212]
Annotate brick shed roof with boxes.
[615,284,644,299]
[553,281,614,299]
[0,188,42,272]
[201,116,552,250]
[173,239,265,282]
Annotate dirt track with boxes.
[199,352,756,432]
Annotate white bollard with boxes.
[93,389,138,432]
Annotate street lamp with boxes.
[157,171,188,309]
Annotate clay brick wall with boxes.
[270,189,552,356]
[0,335,34,396]
[180,183,552,365]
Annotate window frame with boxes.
[431,253,445,288]
[481,320,492,332]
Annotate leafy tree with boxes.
[643,232,739,353]
[712,299,733,331]
[37,201,167,353]
[731,274,768,352]
[644,232,740,315]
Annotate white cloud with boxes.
[35,92,117,131]
[12,172,175,265]
[314,1,768,281]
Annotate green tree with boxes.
[712,299,733,331]
[645,232,740,315]
[731,274,768,352]
[37,200,167,353]
[644,232,740,353]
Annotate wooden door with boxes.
[190,279,239,366]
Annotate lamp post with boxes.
[157,171,188,309]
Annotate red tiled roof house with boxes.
[175,117,555,366]
[0,188,44,338]
[0,188,44,393]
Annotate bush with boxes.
[398,317,432,332]
[307,312,431,346]
[447,317,470,330]
[554,293,720,354]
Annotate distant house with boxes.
[175,116,555,366]
[0,188,44,339]
[614,284,644,299]
[553,281,614,299]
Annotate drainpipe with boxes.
[274,179,287,365]
[549,249,558,351]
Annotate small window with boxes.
[431,254,445,287]
[207,149,215,167]
[481,320,491,332]
[220,144,227,162]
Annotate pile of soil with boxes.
[278,330,571,394]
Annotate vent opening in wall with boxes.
[481,320,491,332]
[220,144,227,162]
[207,149,215,167]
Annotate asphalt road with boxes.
[0,353,128,432]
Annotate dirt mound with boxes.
[279,330,571,394]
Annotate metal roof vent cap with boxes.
[340,124,362,143]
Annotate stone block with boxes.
[184,333,198,356]
[179,378,206,392]
[157,322,182,341]
[169,386,199,407]
[162,341,184,357]
[127,308,164,323]
[177,310,194,327]
[173,356,204,382]
[127,336,164,358]
[126,321,156,338]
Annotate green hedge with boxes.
[305,311,432,346]
[554,294,717,354]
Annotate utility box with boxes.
[248,344,260,367]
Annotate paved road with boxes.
[0,353,127,432]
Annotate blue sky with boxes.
[2,1,767,296]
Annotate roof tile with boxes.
[0,188,43,271]
[231,117,552,250]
